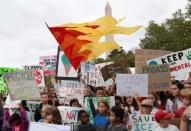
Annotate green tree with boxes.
[140,1,191,51]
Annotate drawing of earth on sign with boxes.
[148,61,158,65]
[61,54,72,76]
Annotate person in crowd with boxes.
[51,106,62,125]
[154,110,179,131]
[115,96,125,109]
[175,88,191,118]
[20,100,33,122]
[34,92,49,122]
[124,96,139,115]
[158,92,168,110]
[74,110,95,131]
[147,93,160,115]
[183,80,191,89]
[106,106,128,131]
[166,81,184,113]
[89,99,110,131]
[180,105,191,131]
[70,98,81,107]
[39,105,53,123]
[48,86,57,94]
[96,87,106,97]
[140,99,153,115]
[48,93,59,107]
[0,93,4,129]
[8,108,29,131]
[83,87,93,97]
[2,108,11,131]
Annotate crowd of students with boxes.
[0,76,191,131]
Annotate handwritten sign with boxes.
[101,63,131,81]
[142,65,171,93]
[132,114,157,131]
[81,61,96,73]
[58,106,82,123]
[55,83,84,99]
[88,62,113,87]
[29,122,70,131]
[61,80,83,88]
[4,71,41,100]
[39,55,57,76]
[135,49,172,74]
[116,74,148,97]
[148,48,191,80]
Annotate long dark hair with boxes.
[124,97,139,114]
[170,80,184,101]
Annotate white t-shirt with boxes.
[154,124,179,131]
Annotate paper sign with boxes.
[29,122,70,131]
[132,114,157,131]
[56,48,78,79]
[23,65,43,70]
[101,63,131,81]
[81,61,96,73]
[4,71,41,100]
[147,48,191,80]
[88,62,113,87]
[135,49,172,74]
[39,55,57,76]
[116,74,148,97]
[142,65,171,93]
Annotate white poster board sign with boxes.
[29,122,70,131]
[147,48,191,80]
[116,74,148,97]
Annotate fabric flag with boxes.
[47,16,142,70]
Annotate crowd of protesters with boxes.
[0,74,191,131]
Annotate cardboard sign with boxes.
[147,48,191,80]
[55,83,84,98]
[132,114,157,131]
[88,62,113,87]
[0,67,17,93]
[85,96,115,122]
[135,49,172,74]
[29,122,70,131]
[56,47,78,80]
[81,61,96,73]
[39,55,57,76]
[142,65,171,93]
[4,71,41,100]
[58,106,82,123]
[101,63,131,81]
[116,74,148,97]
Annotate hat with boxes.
[155,110,174,123]
[141,99,153,107]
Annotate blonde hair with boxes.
[181,88,191,100]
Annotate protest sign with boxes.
[147,48,191,80]
[39,55,57,76]
[132,114,157,131]
[100,63,131,81]
[58,106,82,123]
[85,96,115,122]
[81,61,96,73]
[56,47,78,80]
[0,67,18,93]
[142,65,171,93]
[4,70,41,100]
[88,62,113,87]
[55,83,84,99]
[61,80,83,88]
[29,122,70,131]
[116,74,148,97]
[23,65,45,87]
[135,49,172,74]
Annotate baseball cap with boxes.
[155,110,174,123]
